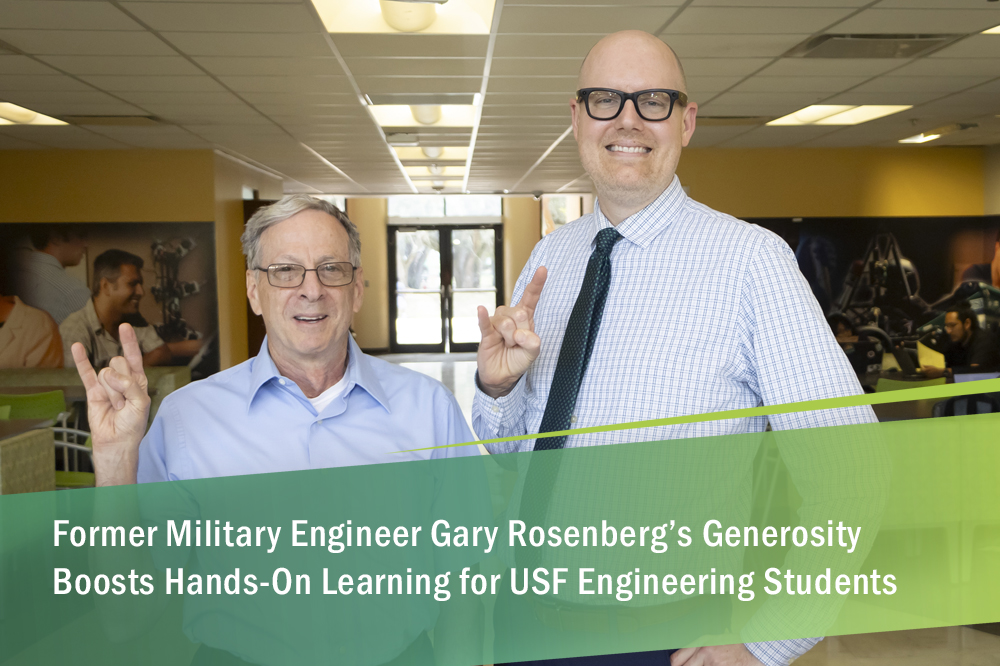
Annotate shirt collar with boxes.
[82,299,105,335]
[247,336,391,413]
[31,250,65,270]
[592,175,687,249]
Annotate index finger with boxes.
[515,266,547,315]
[71,342,101,395]
[119,323,143,375]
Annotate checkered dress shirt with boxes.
[472,177,876,665]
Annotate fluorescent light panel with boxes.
[405,165,465,178]
[311,0,495,35]
[393,146,469,161]
[982,25,1000,34]
[0,102,66,126]
[899,133,940,144]
[767,105,911,126]
[369,104,475,128]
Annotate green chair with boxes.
[0,405,10,420]
[0,390,67,421]
[0,391,94,489]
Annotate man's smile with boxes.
[606,143,651,154]
[293,314,328,323]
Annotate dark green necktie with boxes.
[518,227,621,568]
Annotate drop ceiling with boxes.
[0,0,999,195]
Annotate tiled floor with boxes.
[383,353,1000,664]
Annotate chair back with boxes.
[0,405,10,420]
[932,394,1000,418]
[874,377,947,393]
[0,390,66,420]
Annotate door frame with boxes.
[388,223,503,354]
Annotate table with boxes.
[0,385,87,402]
[0,420,54,494]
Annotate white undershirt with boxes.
[306,375,349,414]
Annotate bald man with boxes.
[473,31,876,666]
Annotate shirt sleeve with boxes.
[135,325,167,355]
[432,383,481,460]
[737,234,876,430]
[471,240,547,449]
[58,314,91,368]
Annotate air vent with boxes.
[698,116,772,126]
[62,116,164,126]
[787,34,961,59]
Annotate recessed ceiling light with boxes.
[0,102,66,126]
[311,0,495,35]
[982,25,1000,35]
[405,165,465,178]
[370,104,475,128]
[393,146,468,161]
[899,133,940,144]
[767,104,911,126]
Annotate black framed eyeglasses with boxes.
[576,88,688,122]
[255,263,356,288]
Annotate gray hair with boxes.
[241,194,362,270]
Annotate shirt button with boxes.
[317,419,323,425]
[491,405,500,414]
[570,415,577,424]
[279,379,286,386]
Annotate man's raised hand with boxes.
[72,323,151,486]
[476,266,547,398]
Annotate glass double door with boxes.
[389,225,502,353]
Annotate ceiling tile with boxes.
[832,9,1000,34]
[490,58,580,77]
[487,76,575,94]
[682,58,771,77]
[499,6,676,33]
[79,74,227,92]
[0,73,94,92]
[0,2,144,31]
[663,7,853,34]
[852,74,995,94]
[120,2,319,33]
[822,91,942,105]
[195,56,340,76]
[731,75,869,93]
[689,0,867,5]
[758,58,902,77]
[162,32,331,57]
[660,34,811,58]
[0,30,176,56]
[717,125,839,148]
[357,76,481,94]
[217,75,350,93]
[115,90,246,106]
[37,55,203,76]
[890,59,1000,77]
[0,55,59,75]
[0,132,47,149]
[332,34,489,58]
[492,34,602,58]
[346,58,484,77]
[930,35,1000,59]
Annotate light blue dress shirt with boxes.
[138,336,479,483]
[472,177,877,666]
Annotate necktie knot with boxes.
[594,228,622,255]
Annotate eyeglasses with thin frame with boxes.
[255,262,357,288]
[576,88,688,122]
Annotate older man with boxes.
[473,31,876,666]
[73,195,483,665]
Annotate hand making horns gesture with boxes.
[476,266,547,398]
[72,324,151,486]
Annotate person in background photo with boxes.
[961,228,1000,287]
[0,294,63,368]
[923,302,1000,379]
[59,249,171,370]
[15,224,91,324]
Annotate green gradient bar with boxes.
[399,377,1000,453]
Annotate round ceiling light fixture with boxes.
[379,0,448,33]
[421,146,443,159]
[410,105,442,125]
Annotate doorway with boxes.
[388,225,503,353]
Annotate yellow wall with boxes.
[348,197,390,350]
[213,153,283,368]
[678,147,984,218]
[502,197,542,305]
[0,150,215,223]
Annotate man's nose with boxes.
[134,284,144,297]
[298,269,325,299]
[614,98,645,130]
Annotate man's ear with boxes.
[352,266,365,314]
[570,96,581,141]
[246,269,263,316]
[680,101,698,148]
